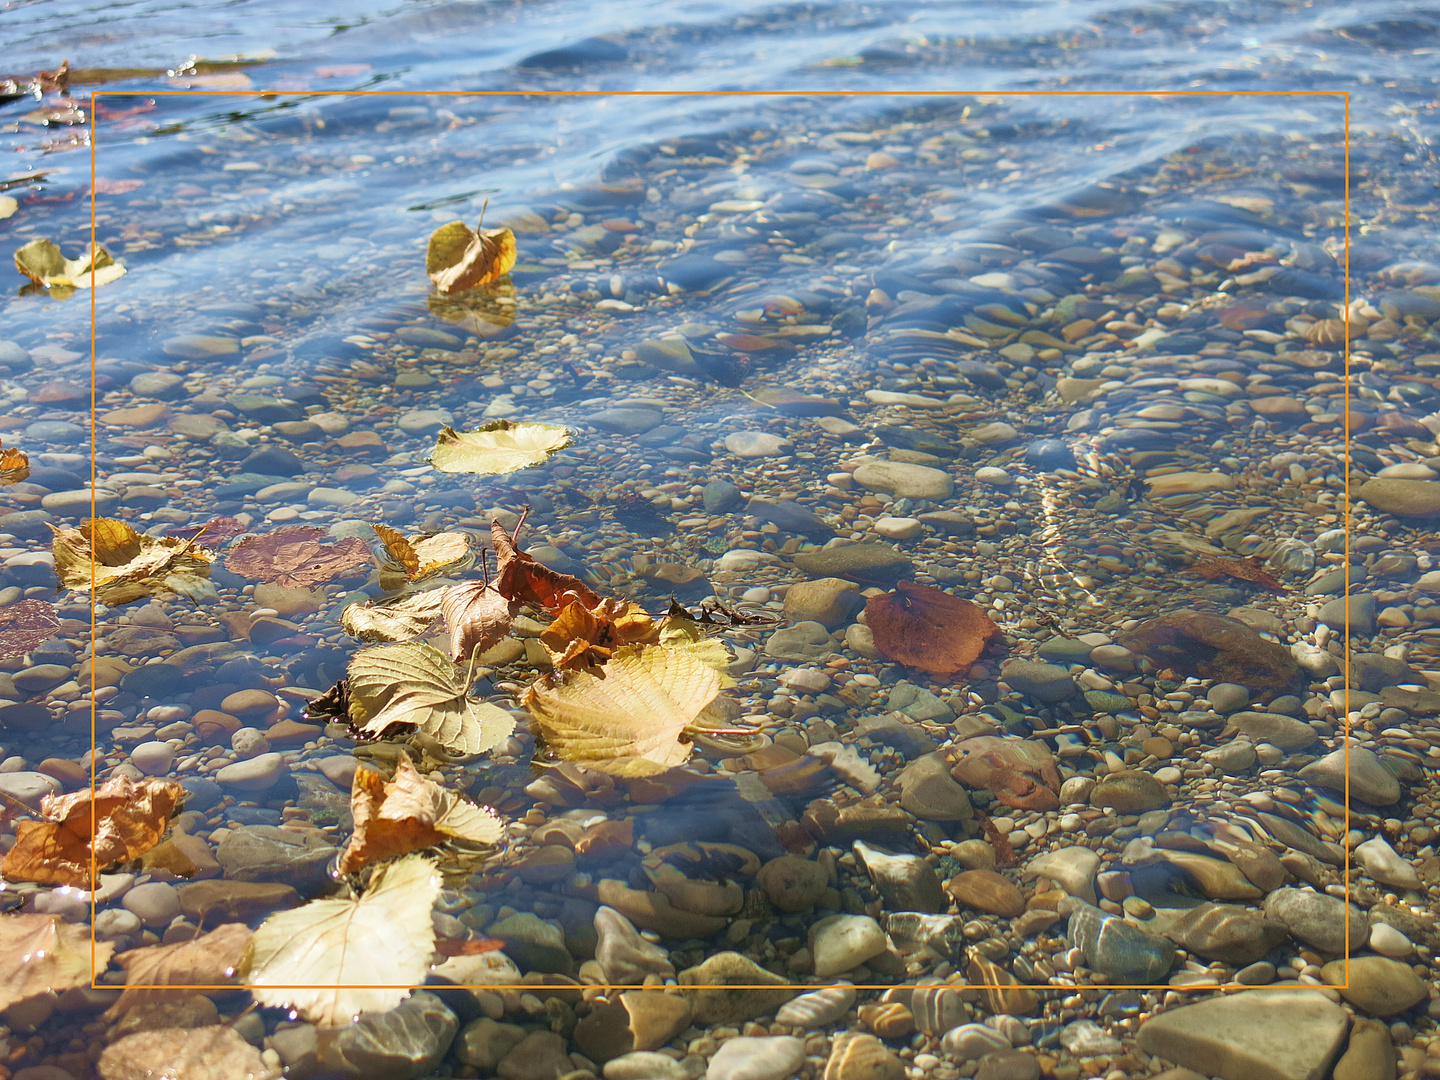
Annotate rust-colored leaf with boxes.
[865,581,999,674]
[1187,555,1287,593]
[976,810,1017,869]
[0,776,185,887]
[226,525,373,589]
[490,514,600,612]
[435,936,506,957]
[0,598,60,662]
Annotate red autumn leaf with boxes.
[1187,555,1286,594]
[226,525,374,589]
[864,581,999,674]
[490,511,600,612]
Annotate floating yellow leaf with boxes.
[338,756,503,875]
[241,853,440,1026]
[658,613,736,687]
[373,525,472,584]
[428,421,572,477]
[0,196,16,221]
[346,642,515,755]
[14,238,126,298]
[51,517,213,606]
[426,219,516,293]
[523,643,726,776]
[340,587,447,643]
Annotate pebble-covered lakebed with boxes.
[1,66,1440,1080]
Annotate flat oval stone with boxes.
[945,869,1024,917]
[1061,897,1175,982]
[776,984,855,1027]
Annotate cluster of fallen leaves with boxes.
[51,517,216,605]
[0,756,507,1030]
[330,514,746,776]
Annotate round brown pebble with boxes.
[220,689,280,719]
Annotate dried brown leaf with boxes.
[490,516,600,612]
[539,597,659,670]
[227,525,373,589]
[0,913,115,1013]
[104,923,252,1019]
[1187,554,1287,593]
[337,756,503,875]
[0,776,185,887]
[439,580,518,663]
[865,581,999,674]
[0,598,60,662]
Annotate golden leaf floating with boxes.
[0,441,30,484]
[1186,555,1287,594]
[426,219,516,293]
[51,517,214,605]
[346,642,515,755]
[865,581,999,675]
[104,922,252,1018]
[490,514,600,612]
[340,587,447,644]
[0,913,115,1013]
[427,279,517,338]
[226,525,373,589]
[539,597,660,671]
[523,643,726,776]
[0,195,17,221]
[439,579,518,663]
[337,756,503,876]
[428,421,572,477]
[14,238,126,299]
[99,1025,280,1080]
[373,524,472,584]
[1,775,185,887]
[0,598,60,662]
[241,853,440,1026]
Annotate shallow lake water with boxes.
[2,3,1440,1080]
